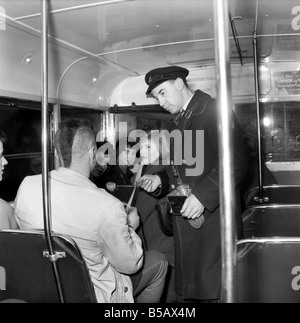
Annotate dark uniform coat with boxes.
[135,163,176,303]
[135,164,174,267]
[159,90,249,301]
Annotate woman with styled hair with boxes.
[138,130,170,166]
[134,130,175,303]
[0,130,18,229]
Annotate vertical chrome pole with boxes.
[214,0,237,303]
[253,0,264,202]
[41,0,64,303]
[53,104,61,170]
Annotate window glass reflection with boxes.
[235,102,300,163]
[0,108,41,154]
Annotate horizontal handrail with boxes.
[238,237,300,245]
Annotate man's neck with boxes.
[184,88,194,101]
[181,89,194,112]
[69,164,90,178]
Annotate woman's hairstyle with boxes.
[136,123,157,134]
[0,130,7,143]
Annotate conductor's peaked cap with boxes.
[145,66,189,95]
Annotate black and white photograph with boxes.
[1,0,300,307]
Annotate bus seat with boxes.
[243,206,300,238]
[0,201,15,230]
[0,230,97,303]
[245,186,300,209]
[237,238,300,303]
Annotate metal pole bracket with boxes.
[43,251,67,262]
[253,196,270,203]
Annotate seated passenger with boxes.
[90,140,115,184]
[0,130,18,230]
[14,118,167,303]
[134,130,176,303]
[94,139,137,203]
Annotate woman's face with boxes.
[140,139,160,165]
[0,141,8,182]
[127,147,136,166]
[119,146,137,166]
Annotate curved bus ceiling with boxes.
[0,0,300,109]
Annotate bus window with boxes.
[0,103,53,201]
[236,102,300,163]
[235,101,300,185]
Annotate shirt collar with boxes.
[51,167,97,189]
[181,93,194,113]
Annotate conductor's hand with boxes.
[106,182,116,192]
[181,194,205,220]
[136,175,161,193]
[127,207,140,231]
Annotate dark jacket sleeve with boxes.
[152,168,172,198]
[190,101,249,213]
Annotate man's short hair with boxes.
[0,130,7,143]
[55,118,94,168]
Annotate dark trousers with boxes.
[131,250,168,303]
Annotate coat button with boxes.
[171,184,176,190]
[124,287,128,293]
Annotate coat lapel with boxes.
[178,90,211,131]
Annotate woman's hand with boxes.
[106,182,116,192]
[136,175,161,193]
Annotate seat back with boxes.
[245,185,300,209]
[0,230,97,303]
[243,205,300,238]
[237,238,300,303]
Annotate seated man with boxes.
[14,118,167,303]
[0,130,18,230]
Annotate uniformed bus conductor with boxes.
[136,65,249,303]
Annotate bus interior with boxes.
[1,0,300,303]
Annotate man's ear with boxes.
[175,77,185,91]
[54,148,64,167]
[89,146,96,166]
